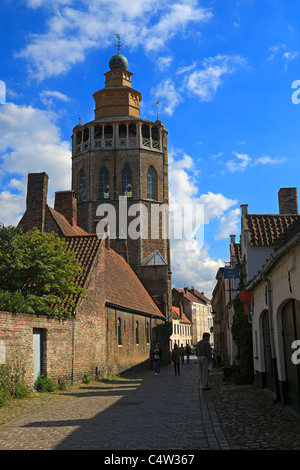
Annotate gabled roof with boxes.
[173,287,211,304]
[105,248,165,318]
[64,236,165,319]
[244,214,298,247]
[47,206,88,236]
[171,306,191,324]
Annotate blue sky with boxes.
[1,0,300,297]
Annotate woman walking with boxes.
[171,344,182,375]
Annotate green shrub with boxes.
[34,374,56,392]
[82,373,94,384]
[13,383,31,399]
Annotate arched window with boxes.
[78,170,86,203]
[121,166,132,198]
[136,321,139,345]
[147,167,156,200]
[99,167,109,199]
[118,318,122,346]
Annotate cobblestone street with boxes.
[0,356,299,452]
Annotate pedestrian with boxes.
[153,343,162,375]
[186,344,191,363]
[171,344,182,375]
[180,344,185,363]
[196,333,212,390]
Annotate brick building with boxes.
[1,50,173,388]
[70,51,172,321]
[1,173,168,388]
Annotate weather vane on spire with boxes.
[115,34,123,53]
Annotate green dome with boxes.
[109,53,128,70]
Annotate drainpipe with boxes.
[263,277,280,403]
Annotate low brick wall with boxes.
[0,311,74,389]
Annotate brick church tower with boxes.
[71,48,172,320]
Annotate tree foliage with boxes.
[0,226,86,317]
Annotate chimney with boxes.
[25,172,49,232]
[54,190,77,226]
[241,204,248,215]
[230,234,236,244]
[278,188,299,215]
[179,302,183,319]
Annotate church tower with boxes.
[71,44,172,320]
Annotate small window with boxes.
[78,170,86,202]
[121,166,132,198]
[118,318,122,346]
[99,167,109,199]
[147,167,156,200]
[136,321,139,345]
[146,322,150,344]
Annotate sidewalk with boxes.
[0,356,299,450]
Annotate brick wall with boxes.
[0,311,74,388]
[106,307,169,375]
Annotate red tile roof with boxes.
[48,206,88,236]
[105,248,165,318]
[245,214,299,246]
[233,243,241,265]
[172,306,191,324]
[63,236,165,318]
[174,287,211,304]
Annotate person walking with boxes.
[153,343,162,375]
[186,344,191,363]
[180,344,185,363]
[171,343,182,375]
[196,333,212,390]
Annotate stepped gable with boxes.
[245,214,299,247]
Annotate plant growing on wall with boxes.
[231,266,254,384]
[0,226,87,317]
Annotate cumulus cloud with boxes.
[0,102,71,225]
[184,55,247,102]
[152,79,183,116]
[168,150,238,296]
[17,0,213,81]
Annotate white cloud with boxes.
[226,151,251,172]
[184,55,247,102]
[39,90,70,107]
[0,102,71,225]
[225,151,286,172]
[215,208,240,241]
[17,0,213,81]
[268,43,298,70]
[152,79,182,116]
[157,56,173,71]
[152,54,246,115]
[168,151,238,296]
